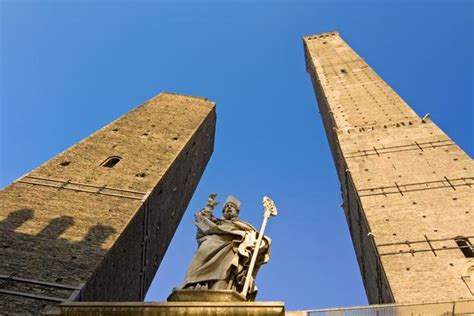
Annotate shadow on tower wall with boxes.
[0,209,116,313]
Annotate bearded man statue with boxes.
[180,194,271,301]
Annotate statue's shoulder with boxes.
[232,219,257,232]
[196,208,219,222]
[195,211,220,234]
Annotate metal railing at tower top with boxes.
[286,299,474,316]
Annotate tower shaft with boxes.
[0,93,216,314]
[304,32,473,303]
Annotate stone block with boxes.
[56,301,285,316]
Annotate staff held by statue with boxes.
[241,196,278,298]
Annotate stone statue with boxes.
[179,194,276,301]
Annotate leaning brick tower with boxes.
[304,32,473,304]
[0,93,216,314]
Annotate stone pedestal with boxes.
[167,288,246,302]
[58,301,285,315]
[55,289,285,315]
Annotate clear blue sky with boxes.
[1,0,472,311]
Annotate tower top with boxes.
[303,31,340,42]
[157,92,214,104]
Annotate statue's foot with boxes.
[210,280,228,290]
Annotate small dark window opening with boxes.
[101,156,121,168]
[455,236,474,258]
[341,69,347,74]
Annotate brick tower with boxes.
[304,32,473,304]
[0,93,216,314]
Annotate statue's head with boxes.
[222,195,240,220]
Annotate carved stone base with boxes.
[57,301,285,316]
[167,288,246,302]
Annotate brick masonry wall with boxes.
[0,93,216,314]
[304,32,473,304]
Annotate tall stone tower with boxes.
[304,32,473,304]
[0,93,216,314]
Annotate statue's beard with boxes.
[223,213,237,220]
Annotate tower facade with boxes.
[304,32,473,304]
[0,93,216,314]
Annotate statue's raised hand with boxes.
[207,193,219,208]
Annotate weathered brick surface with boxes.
[0,93,216,314]
[304,32,473,304]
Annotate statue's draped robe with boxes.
[181,210,270,297]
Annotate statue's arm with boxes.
[199,193,219,220]
[195,193,222,236]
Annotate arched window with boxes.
[101,156,122,168]
[454,236,474,258]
